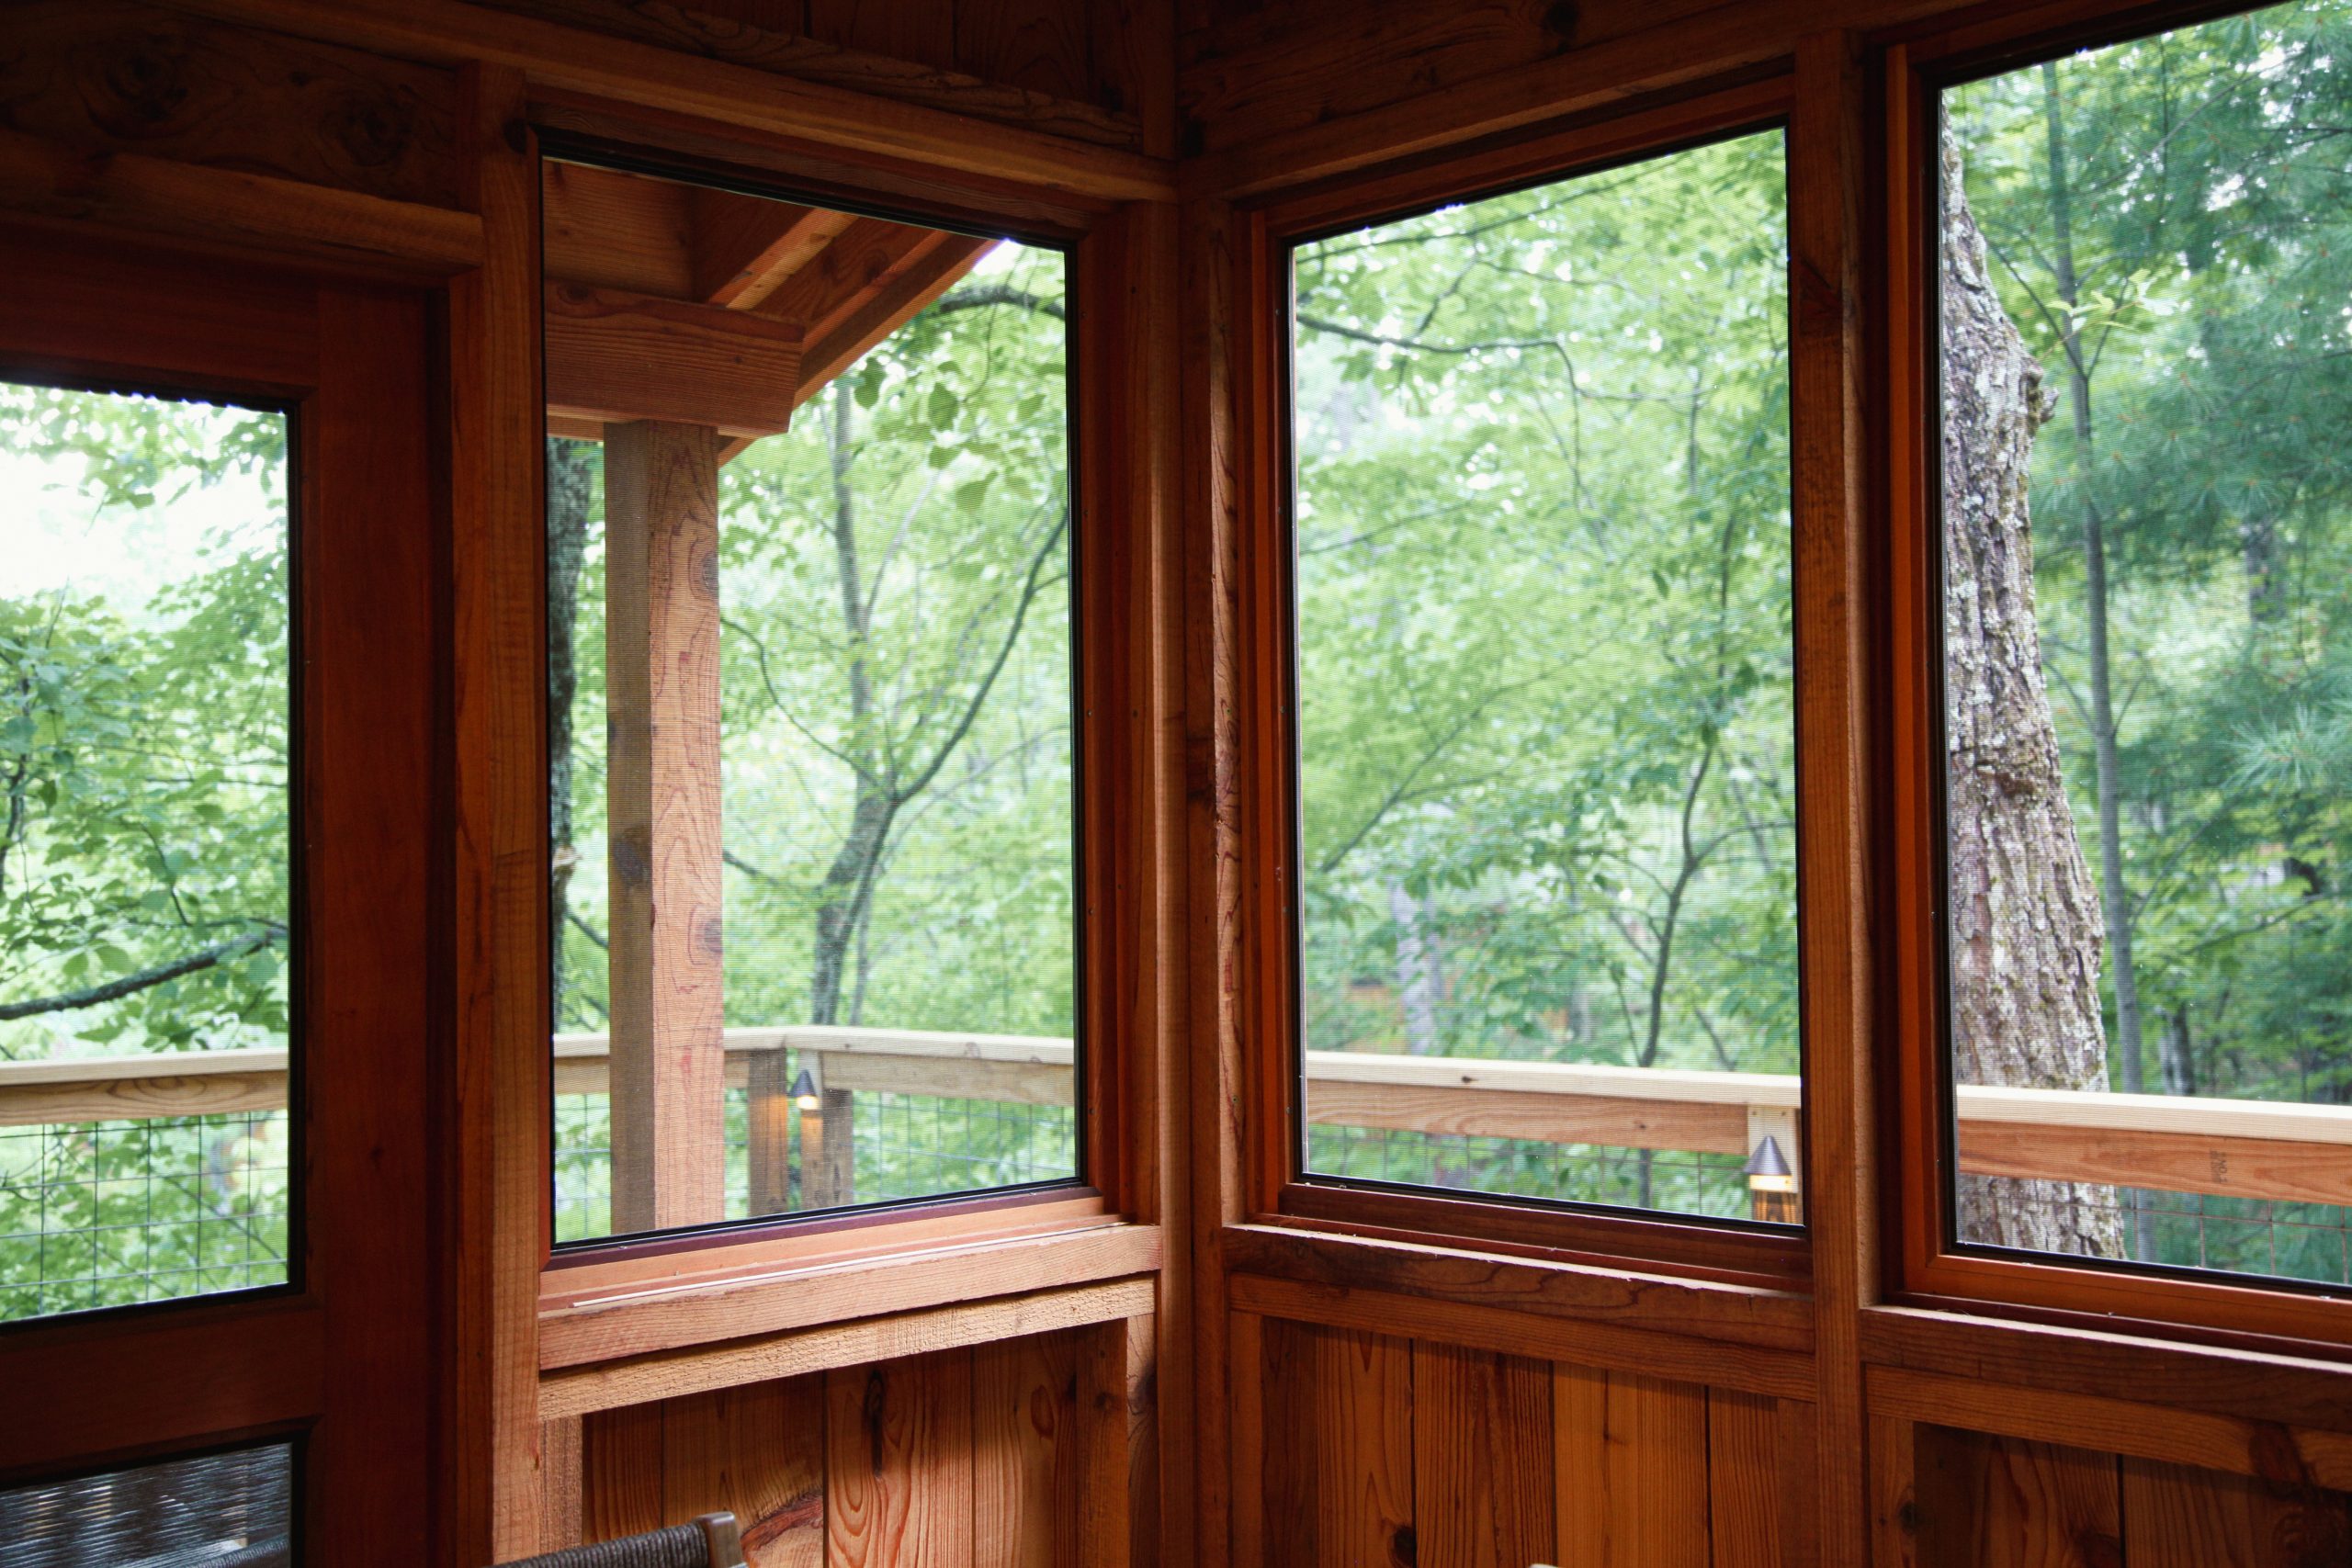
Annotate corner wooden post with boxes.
[1078,1312,1160,1568]
[605,418,728,1234]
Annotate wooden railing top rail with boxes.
[6,1033,2348,1206]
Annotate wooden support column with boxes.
[605,418,728,1234]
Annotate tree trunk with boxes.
[547,436,595,1024]
[1939,116,2126,1258]
[2161,1005,2198,1098]
[1388,878,1442,1055]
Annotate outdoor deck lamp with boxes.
[1745,1134,1797,1224]
[790,1068,821,1112]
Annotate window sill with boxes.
[537,1211,1159,1368]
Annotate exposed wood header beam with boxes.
[162,0,1176,202]
[544,283,801,436]
[690,188,856,309]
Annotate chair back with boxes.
[499,1511,746,1568]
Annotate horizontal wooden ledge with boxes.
[1859,1303,2352,1438]
[1223,1223,1813,1353]
[164,0,1176,204]
[539,1275,1154,1419]
[1229,1271,1815,1403]
[0,128,484,276]
[1867,1363,2352,1493]
[539,1218,1160,1368]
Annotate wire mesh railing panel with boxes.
[848,1091,1076,1203]
[1308,1123,1753,1221]
[1967,1175,2352,1286]
[0,1111,290,1322]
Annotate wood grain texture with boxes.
[1074,1313,1158,1568]
[973,1330,1079,1567]
[1412,1341,1555,1568]
[1555,1367,1712,1568]
[545,282,802,434]
[1259,1321,1414,1568]
[662,1382,828,1568]
[2120,1458,2352,1568]
[1706,1389,1784,1568]
[584,1398,669,1541]
[604,418,729,1235]
[826,1349,976,1568]
[0,0,458,207]
[1910,1428,2120,1568]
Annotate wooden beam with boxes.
[537,1277,1155,1419]
[0,125,483,276]
[604,420,728,1235]
[752,217,947,343]
[689,187,856,308]
[160,0,1176,202]
[545,283,801,436]
[792,231,996,399]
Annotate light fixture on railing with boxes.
[790,1068,820,1112]
[1745,1133,1797,1224]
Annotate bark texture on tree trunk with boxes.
[1939,120,2126,1258]
[547,436,595,1025]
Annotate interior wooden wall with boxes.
[564,1327,1089,1567]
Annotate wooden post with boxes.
[796,1051,856,1211]
[604,418,727,1235]
[745,1048,794,1216]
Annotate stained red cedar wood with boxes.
[974,1330,1080,1567]
[545,283,802,434]
[1412,1341,1555,1568]
[1555,1366,1712,1568]
[1229,1269,1815,1403]
[1177,188,1245,1568]
[1227,1311,1267,1568]
[662,1382,828,1568]
[603,419,729,1234]
[953,0,1092,109]
[790,232,992,402]
[164,0,1176,201]
[1789,28,1876,1568]
[1074,1314,1159,1568]
[2120,1456,2352,1568]
[804,0,956,75]
[447,62,552,1562]
[1870,1416,1921,1568]
[539,1416,585,1549]
[1910,1428,2121,1568]
[480,0,1142,148]
[0,0,460,207]
[1707,1389,1785,1568]
[583,1399,668,1541]
[825,1349,976,1568]
[690,189,855,308]
[1258,1322,1413,1568]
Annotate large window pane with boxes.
[1291,131,1799,1224]
[545,163,1078,1245]
[0,387,291,1320]
[1941,0,2352,1283]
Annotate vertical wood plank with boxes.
[1868,1415,1918,1568]
[1911,1428,2120,1568]
[826,1349,977,1568]
[1261,1321,1413,1568]
[447,58,549,1562]
[1706,1389,1783,1568]
[975,1330,1079,1568]
[2121,1457,2352,1568]
[583,1401,667,1542]
[540,1416,584,1551]
[1227,1311,1266,1568]
[1074,1314,1159,1568]
[1789,28,1878,1568]
[1414,1340,1552,1568]
[747,1049,796,1216]
[1555,1366,1709,1568]
[604,417,728,1234]
[663,1382,829,1568]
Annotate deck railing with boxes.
[7,1030,2352,1305]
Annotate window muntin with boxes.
[0,386,293,1321]
[1939,0,2352,1288]
[544,161,1080,1247]
[1288,130,1800,1226]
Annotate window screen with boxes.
[0,1441,292,1566]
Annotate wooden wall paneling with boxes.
[1705,1390,1785,1568]
[0,0,460,207]
[2120,1457,2352,1568]
[802,0,958,76]
[602,418,729,1235]
[1788,27,1878,1568]
[584,1398,671,1541]
[973,1330,1079,1568]
[1776,1396,1822,1567]
[1257,1320,1414,1568]
[1909,1428,2120,1568]
[447,73,550,1549]
[1870,1416,1921,1568]
[1074,1314,1159,1568]
[1555,1366,1712,1568]
[541,1416,585,1551]
[1227,1311,1267,1568]
[825,1349,978,1568]
[1411,1341,1555,1568]
[164,0,1178,201]
[953,0,1094,111]
[662,1382,829,1568]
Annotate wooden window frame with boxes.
[1233,75,1823,1290]
[518,110,1173,1327]
[1882,0,2352,1355]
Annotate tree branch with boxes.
[0,928,280,1022]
